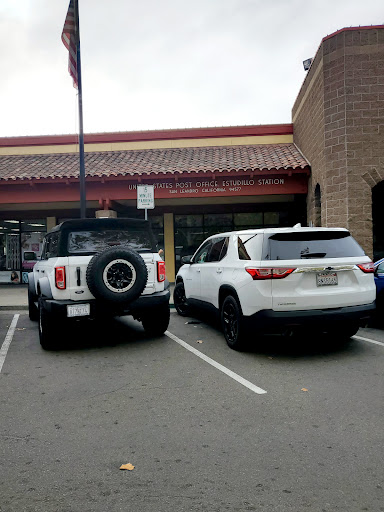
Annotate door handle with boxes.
[196,268,201,273]
[216,269,222,274]
[40,270,45,273]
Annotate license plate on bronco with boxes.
[316,271,338,287]
[67,304,90,317]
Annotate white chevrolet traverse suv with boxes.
[174,226,376,350]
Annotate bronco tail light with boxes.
[157,261,166,282]
[357,262,375,273]
[55,266,66,289]
[245,267,296,280]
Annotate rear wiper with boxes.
[300,252,327,258]
[243,234,258,245]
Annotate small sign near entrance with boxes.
[137,185,155,210]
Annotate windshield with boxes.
[262,231,365,260]
[67,230,154,254]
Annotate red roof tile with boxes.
[0,144,309,182]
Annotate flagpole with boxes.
[74,0,86,218]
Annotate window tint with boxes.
[207,237,228,262]
[40,238,48,260]
[47,233,59,258]
[376,262,384,274]
[262,231,365,260]
[67,230,154,254]
[193,241,212,264]
[219,237,229,261]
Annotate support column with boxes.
[46,217,56,232]
[164,213,175,283]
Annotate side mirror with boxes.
[23,251,37,261]
[181,255,193,264]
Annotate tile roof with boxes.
[0,144,309,182]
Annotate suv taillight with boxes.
[245,267,296,280]
[357,262,375,273]
[157,261,166,282]
[55,266,66,289]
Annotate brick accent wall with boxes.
[292,27,384,257]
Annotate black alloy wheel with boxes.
[105,261,134,291]
[221,295,246,350]
[173,282,189,316]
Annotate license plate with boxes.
[316,272,338,286]
[67,304,90,317]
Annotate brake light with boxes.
[245,267,296,280]
[157,261,166,282]
[55,266,66,289]
[357,262,375,273]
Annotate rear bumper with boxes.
[42,289,170,319]
[244,302,376,333]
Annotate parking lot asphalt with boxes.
[0,310,383,512]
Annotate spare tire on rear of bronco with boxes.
[86,246,148,303]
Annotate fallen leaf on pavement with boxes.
[301,388,308,392]
[196,340,203,344]
[16,328,26,331]
[120,463,135,470]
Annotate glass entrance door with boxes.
[0,220,21,284]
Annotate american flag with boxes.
[61,0,78,88]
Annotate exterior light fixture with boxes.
[303,58,313,71]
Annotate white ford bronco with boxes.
[28,218,170,349]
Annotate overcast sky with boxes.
[1,0,383,138]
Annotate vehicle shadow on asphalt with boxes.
[182,309,366,359]
[55,316,166,351]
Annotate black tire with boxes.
[141,303,170,336]
[38,299,59,350]
[221,295,247,350]
[174,282,189,316]
[28,287,38,321]
[86,246,148,303]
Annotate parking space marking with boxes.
[165,330,267,395]
[0,314,20,374]
[353,335,384,347]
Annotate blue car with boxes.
[374,258,384,317]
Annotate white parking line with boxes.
[165,330,267,395]
[352,335,384,347]
[0,314,20,374]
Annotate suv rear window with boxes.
[262,231,365,260]
[67,230,154,254]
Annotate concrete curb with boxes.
[0,305,29,311]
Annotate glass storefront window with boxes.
[204,213,232,227]
[264,212,280,226]
[173,210,290,272]
[175,215,203,228]
[0,219,47,284]
[21,232,45,270]
[234,212,263,228]
[150,215,164,257]
[0,221,21,284]
[21,219,46,232]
